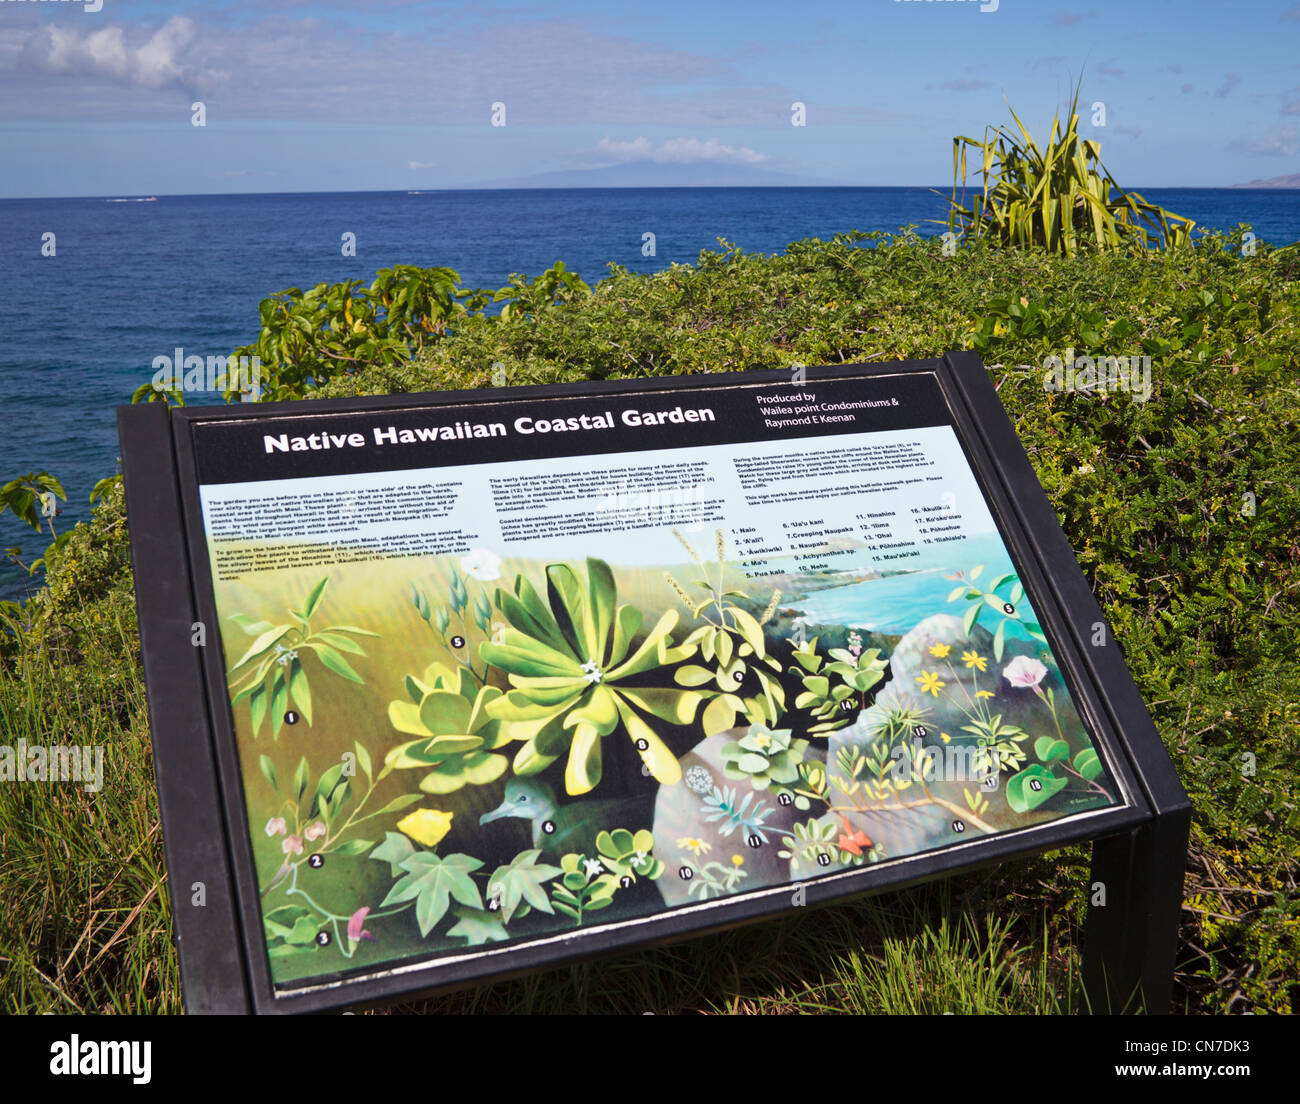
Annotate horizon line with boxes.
[1,183,1285,202]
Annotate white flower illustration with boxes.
[460,548,502,581]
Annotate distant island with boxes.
[1232,173,1300,188]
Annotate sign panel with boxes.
[120,354,1185,1013]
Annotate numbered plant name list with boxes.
[195,374,998,582]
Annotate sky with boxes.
[0,0,1297,197]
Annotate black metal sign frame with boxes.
[117,351,1190,1015]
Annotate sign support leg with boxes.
[1083,808,1190,1013]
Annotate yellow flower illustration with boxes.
[731,854,744,866]
[976,690,995,699]
[917,670,946,697]
[962,650,987,672]
[397,808,454,848]
[940,732,952,743]
[929,643,952,659]
[677,837,710,857]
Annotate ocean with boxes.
[1,186,1297,601]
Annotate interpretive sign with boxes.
[118,352,1189,1014]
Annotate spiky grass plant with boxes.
[945,84,1195,255]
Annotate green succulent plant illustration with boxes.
[594,828,665,882]
[666,529,786,734]
[720,724,809,790]
[385,660,514,794]
[788,633,890,734]
[480,557,704,795]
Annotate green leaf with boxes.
[381,852,484,937]
[283,914,321,946]
[354,741,372,781]
[308,642,364,683]
[1005,764,1069,813]
[1034,736,1070,763]
[249,684,267,737]
[1073,747,1103,781]
[310,763,347,819]
[301,577,329,621]
[963,601,981,637]
[292,755,310,803]
[270,669,288,741]
[258,754,277,792]
[231,625,293,670]
[229,613,274,636]
[486,849,563,923]
[330,838,375,857]
[447,906,509,946]
[372,792,424,818]
[310,630,368,655]
[370,831,415,875]
[288,658,312,726]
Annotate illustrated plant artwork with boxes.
[409,550,499,683]
[945,565,1046,661]
[700,785,775,841]
[593,828,665,883]
[720,724,808,790]
[214,535,1117,985]
[257,743,422,957]
[788,631,890,733]
[549,852,618,924]
[386,660,514,793]
[481,556,703,794]
[666,529,786,733]
[686,856,749,899]
[228,576,378,739]
[999,656,1109,812]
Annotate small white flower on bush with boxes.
[1002,655,1048,689]
[460,548,502,581]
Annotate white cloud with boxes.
[594,136,767,165]
[407,160,437,170]
[19,17,222,92]
[1231,125,1297,157]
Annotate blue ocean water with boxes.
[1,186,1296,601]
[795,531,1037,637]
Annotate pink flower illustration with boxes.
[265,817,287,837]
[347,907,376,944]
[282,834,304,855]
[303,821,327,841]
[1002,655,1048,689]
